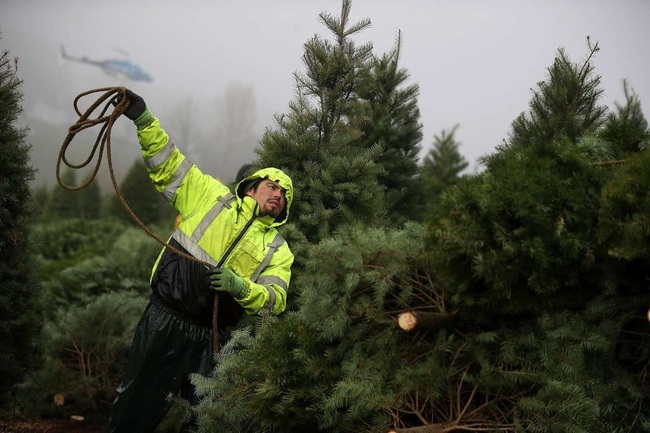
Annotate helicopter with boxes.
[59,45,153,82]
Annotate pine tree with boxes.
[20,291,148,422]
[502,38,606,153]
[42,174,102,220]
[0,45,41,406]
[600,80,650,158]
[354,30,423,225]
[41,167,83,220]
[431,43,611,321]
[77,176,101,220]
[426,42,650,432]
[34,219,156,317]
[255,0,384,242]
[419,125,468,215]
[21,217,159,419]
[194,1,425,431]
[194,224,435,433]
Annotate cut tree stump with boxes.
[397,311,456,333]
[53,392,71,406]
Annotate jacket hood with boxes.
[236,167,293,226]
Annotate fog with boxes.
[2,0,649,191]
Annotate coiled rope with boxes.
[58,86,221,354]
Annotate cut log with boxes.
[53,392,71,406]
[397,311,456,333]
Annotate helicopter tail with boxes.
[59,45,68,60]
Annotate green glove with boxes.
[207,267,250,299]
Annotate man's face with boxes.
[247,179,286,218]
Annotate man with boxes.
[107,89,294,433]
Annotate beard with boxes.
[259,201,282,218]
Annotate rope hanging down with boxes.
[58,87,221,353]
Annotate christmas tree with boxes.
[0,44,41,409]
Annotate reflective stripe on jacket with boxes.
[136,117,294,327]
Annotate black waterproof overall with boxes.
[106,301,213,433]
[107,239,242,433]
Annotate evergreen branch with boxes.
[579,36,600,80]
[592,159,626,167]
[391,30,402,64]
[399,268,446,311]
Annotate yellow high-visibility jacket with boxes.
[137,117,294,328]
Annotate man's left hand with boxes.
[207,267,250,299]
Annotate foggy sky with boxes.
[2,0,649,185]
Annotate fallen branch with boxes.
[388,424,450,433]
